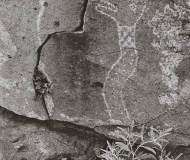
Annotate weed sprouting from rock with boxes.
[99,121,183,160]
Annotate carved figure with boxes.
[96,0,147,122]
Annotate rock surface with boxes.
[40,0,150,127]
[124,0,190,139]
[0,106,106,160]
[40,0,190,144]
[38,0,84,43]
[1,0,190,158]
[0,0,84,120]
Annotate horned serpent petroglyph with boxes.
[96,0,147,122]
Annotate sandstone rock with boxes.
[40,0,133,127]
[125,0,190,139]
[1,0,190,156]
[0,0,84,120]
[38,0,84,43]
[39,0,190,146]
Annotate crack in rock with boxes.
[33,31,85,119]
[0,105,107,160]
[33,34,53,119]
[138,101,183,126]
[0,104,107,138]
[33,0,89,120]
[75,0,89,31]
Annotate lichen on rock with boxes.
[149,3,190,106]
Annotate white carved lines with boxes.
[118,26,136,49]
[0,20,17,89]
[149,4,190,106]
[96,0,118,23]
[96,1,146,121]
[37,0,46,45]
[97,0,118,13]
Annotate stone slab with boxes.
[0,0,190,147]
[0,0,84,120]
[0,107,105,160]
[0,0,48,120]
[40,0,136,127]
[38,0,84,43]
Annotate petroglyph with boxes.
[149,4,190,106]
[37,0,46,45]
[96,0,147,122]
[0,20,17,89]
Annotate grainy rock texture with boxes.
[0,0,84,120]
[0,107,106,160]
[1,0,190,159]
[38,0,84,43]
[40,0,190,143]
[0,0,48,120]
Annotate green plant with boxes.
[99,121,183,160]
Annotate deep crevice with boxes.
[75,0,89,31]
[42,96,50,119]
[33,31,75,119]
[33,29,88,119]
[33,34,53,119]
[35,34,52,67]
[0,105,108,140]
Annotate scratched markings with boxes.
[96,0,147,123]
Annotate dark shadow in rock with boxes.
[0,106,107,160]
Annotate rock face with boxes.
[39,0,190,144]
[0,107,106,160]
[39,0,149,126]
[38,0,85,43]
[0,0,84,120]
[1,0,190,159]
[0,0,47,120]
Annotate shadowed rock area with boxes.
[0,106,106,160]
